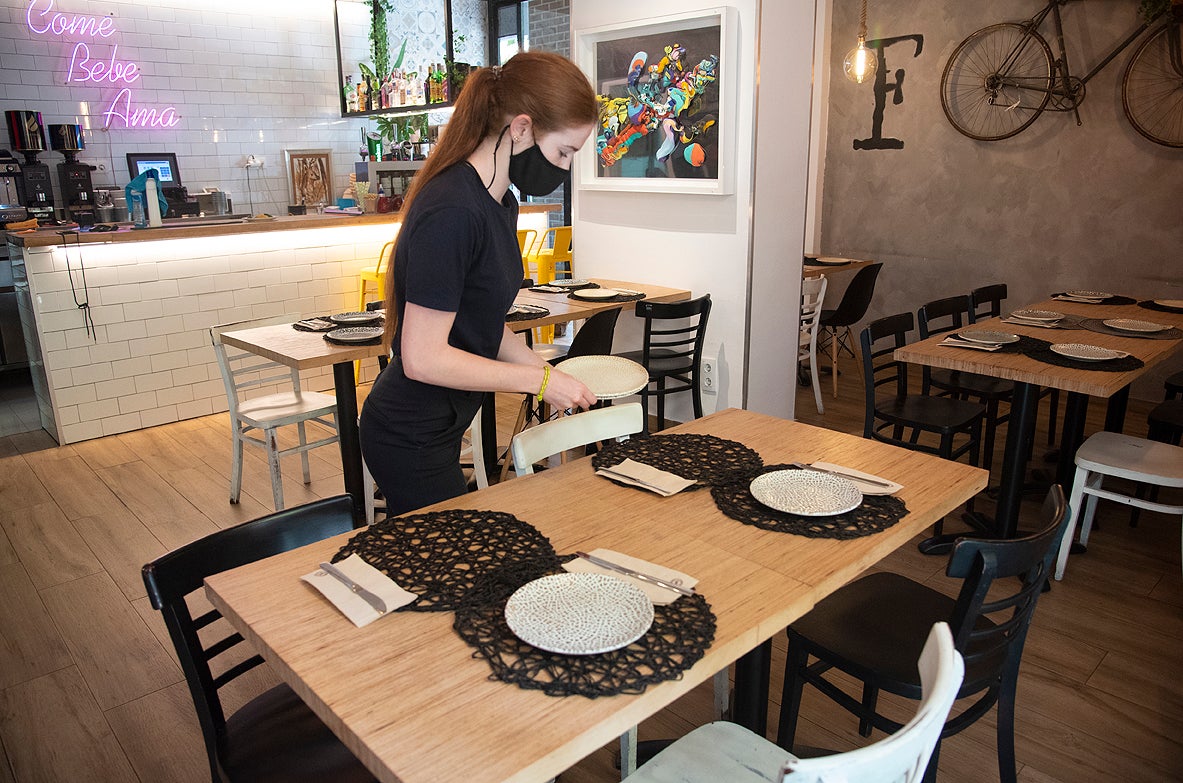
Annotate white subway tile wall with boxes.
[23,223,394,443]
[1,0,364,216]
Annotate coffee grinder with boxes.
[4,110,54,223]
[0,150,27,225]
[50,124,95,226]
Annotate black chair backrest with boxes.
[141,496,355,779]
[859,312,915,437]
[565,307,621,360]
[822,263,883,327]
[636,294,712,373]
[946,486,1068,690]
[970,283,1007,323]
[918,294,972,340]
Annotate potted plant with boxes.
[449,33,473,98]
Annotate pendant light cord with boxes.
[858,0,868,39]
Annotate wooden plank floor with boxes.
[0,370,1179,781]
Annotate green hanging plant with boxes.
[369,0,392,77]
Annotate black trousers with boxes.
[360,359,483,517]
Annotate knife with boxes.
[318,561,388,615]
[791,462,894,489]
[575,551,696,597]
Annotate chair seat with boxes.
[1148,399,1183,430]
[1075,431,1183,486]
[222,683,376,782]
[625,722,792,783]
[238,391,338,427]
[930,369,1013,399]
[790,572,1000,697]
[876,394,985,433]
[616,348,691,379]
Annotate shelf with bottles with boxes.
[341,61,456,117]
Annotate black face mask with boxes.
[509,141,569,196]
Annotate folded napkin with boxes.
[530,285,567,293]
[939,337,1001,351]
[810,462,902,496]
[1053,294,1106,303]
[596,458,696,496]
[1001,317,1061,329]
[301,554,417,627]
[563,548,697,606]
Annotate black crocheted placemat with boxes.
[568,291,646,303]
[711,464,908,539]
[1077,318,1182,340]
[332,510,561,611]
[1137,300,1183,315]
[323,333,383,346]
[506,304,550,323]
[1050,293,1138,306]
[1025,344,1145,372]
[592,434,765,491]
[453,558,716,698]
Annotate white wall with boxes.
[570,0,760,421]
[2,0,363,216]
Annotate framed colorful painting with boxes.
[575,8,736,195]
[284,149,333,207]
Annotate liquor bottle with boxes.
[344,75,357,112]
[397,69,407,107]
[356,76,368,112]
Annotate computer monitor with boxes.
[126,152,182,187]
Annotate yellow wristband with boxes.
[535,364,551,402]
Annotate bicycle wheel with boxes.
[1122,20,1183,148]
[941,22,1054,141]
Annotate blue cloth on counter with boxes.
[125,169,169,216]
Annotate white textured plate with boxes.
[556,355,649,399]
[504,573,654,655]
[1102,318,1169,333]
[548,279,592,288]
[325,326,383,343]
[1050,343,1128,362]
[1011,309,1063,322]
[571,288,619,300]
[957,330,1019,345]
[749,469,863,516]
[329,311,382,324]
[1154,299,1183,308]
[1066,290,1111,300]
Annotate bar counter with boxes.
[7,205,558,445]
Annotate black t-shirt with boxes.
[391,162,522,360]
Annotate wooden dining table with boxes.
[204,408,986,783]
[802,256,877,277]
[896,296,1183,538]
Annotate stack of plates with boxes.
[330,311,383,325]
[1009,309,1065,326]
[954,330,1019,346]
[1049,343,1129,362]
[1057,290,1112,303]
[571,288,619,301]
[1102,318,1168,334]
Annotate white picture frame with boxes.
[574,7,737,195]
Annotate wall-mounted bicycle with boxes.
[940,0,1183,147]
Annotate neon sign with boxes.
[26,0,179,129]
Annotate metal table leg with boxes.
[732,640,772,735]
[994,381,1040,538]
[332,361,366,528]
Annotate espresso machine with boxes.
[0,150,27,225]
[4,110,54,223]
[50,124,95,226]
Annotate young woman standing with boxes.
[360,51,599,515]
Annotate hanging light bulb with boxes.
[844,1,878,84]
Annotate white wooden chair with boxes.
[625,623,964,783]
[211,317,339,511]
[510,403,644,477]
[798,275,829,414]
[1054,431,1183,580]
[362,409,488,524]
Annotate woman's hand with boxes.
[541,367,598,411]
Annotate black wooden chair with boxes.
[860,312,985,462]
[617,294,712,432]
[1164,370,1183,400]
[919,294,1013,473]
[819,262,883,399]
[142,496,377,783]
[778,486,1069,783]
[970,283,1059,447]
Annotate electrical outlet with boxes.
[701,355,718,395]
[241,155,265,169]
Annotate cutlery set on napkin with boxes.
[938,334,1005,351]
[303,554,417,626]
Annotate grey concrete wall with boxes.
[820,0,1182,399]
